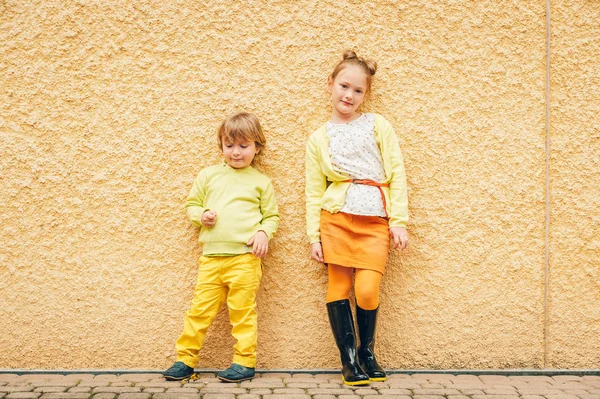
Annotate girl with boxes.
[305,51,409,386]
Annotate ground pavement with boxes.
[1,371,600,399]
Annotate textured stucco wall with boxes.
[0,0,597,370]
[548,1,600,368]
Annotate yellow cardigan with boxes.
[305,114,408,244]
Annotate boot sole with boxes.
[217,375,254,383]
[164,373,194,381]
[369,376,387,382]
[342,376,370,386]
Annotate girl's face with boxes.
[222,139,259,169]
[328,65,368,121]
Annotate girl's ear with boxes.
[327,76,333,93]
[255,147,261,154]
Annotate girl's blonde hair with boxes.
[217,112,266,156]
[329,50,378,95]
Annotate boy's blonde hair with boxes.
[217,112,266,154]
[329,50,378,95]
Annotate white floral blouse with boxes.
[327,113,387,217]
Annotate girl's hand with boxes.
[390,227,408,250]
[310,242,324,263]
[201,210,217,227]
[247,231,269,258]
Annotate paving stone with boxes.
[471,395,520,399]
[137,382,182,389]
[202,394,235,399]
[260,395,310,399]
[521,395,546,399]
[414,388,461,395]
[411,395,445,399]
[91,387,141,393]
[317,383,343,389]
[460,389,485,395]
[553,377,584,382]
[338,395,361,399]
[272,389,307,395]
[283,377,318,383]
[387,382,422,389]
[108,382,133,387]
[32,388,67,394]
[563,389,592,395]
[93,375,118,381]
[313,395,337,399]
[75,380,110,387]
[142,387,166,393]
[65,388,90,393]
[292,373,315,380]
[0,388,33,393]
[518,389,566,395]
[351,388,378,395]
[377,388,412,395]
[446,395,470,399]
[419,384,445,389]
[200,387,247,394]
[308,388,353,395]
[259,374,291,379]
[40,394,93,399]
[578,396,600,399]
[238,395,261,399]
[117,374,162,382]
[484,388,521,395]
[387,375,412,380]
[152,394,200,399]
[287,383,318,388]
[543,394,580,399]
[90,394,116,399]
[0,376,19,383]
[5,393,41,399]
[511,377,556,383]
[248,389,273,395]
[241,381,285,388]
[453,383,487,390]
[165,387,202,394]
[117,394,152,399]
[367,396,411,399]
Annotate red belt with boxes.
[343,179,390,219]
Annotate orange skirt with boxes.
[320,210,390,274]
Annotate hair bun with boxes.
[365,59,378,76]
[342,50,358,60]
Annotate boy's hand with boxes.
[201,210,217,227]
[310,242,324,263]
[390,227,408,250]
[247,231,269,258]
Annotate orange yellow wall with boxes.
[1,0,598,370]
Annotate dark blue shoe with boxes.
[164,361,194,381]
[217,363,255,382]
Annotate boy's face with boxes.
[222,139,259,169]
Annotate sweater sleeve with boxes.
[258,180,280,239]
[184,171,208,227]
[381,119,409,228]
[305,132,327,244]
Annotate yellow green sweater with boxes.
[305,113,408,244]
[185,163,279,256]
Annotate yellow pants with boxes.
[175,253,262,368]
